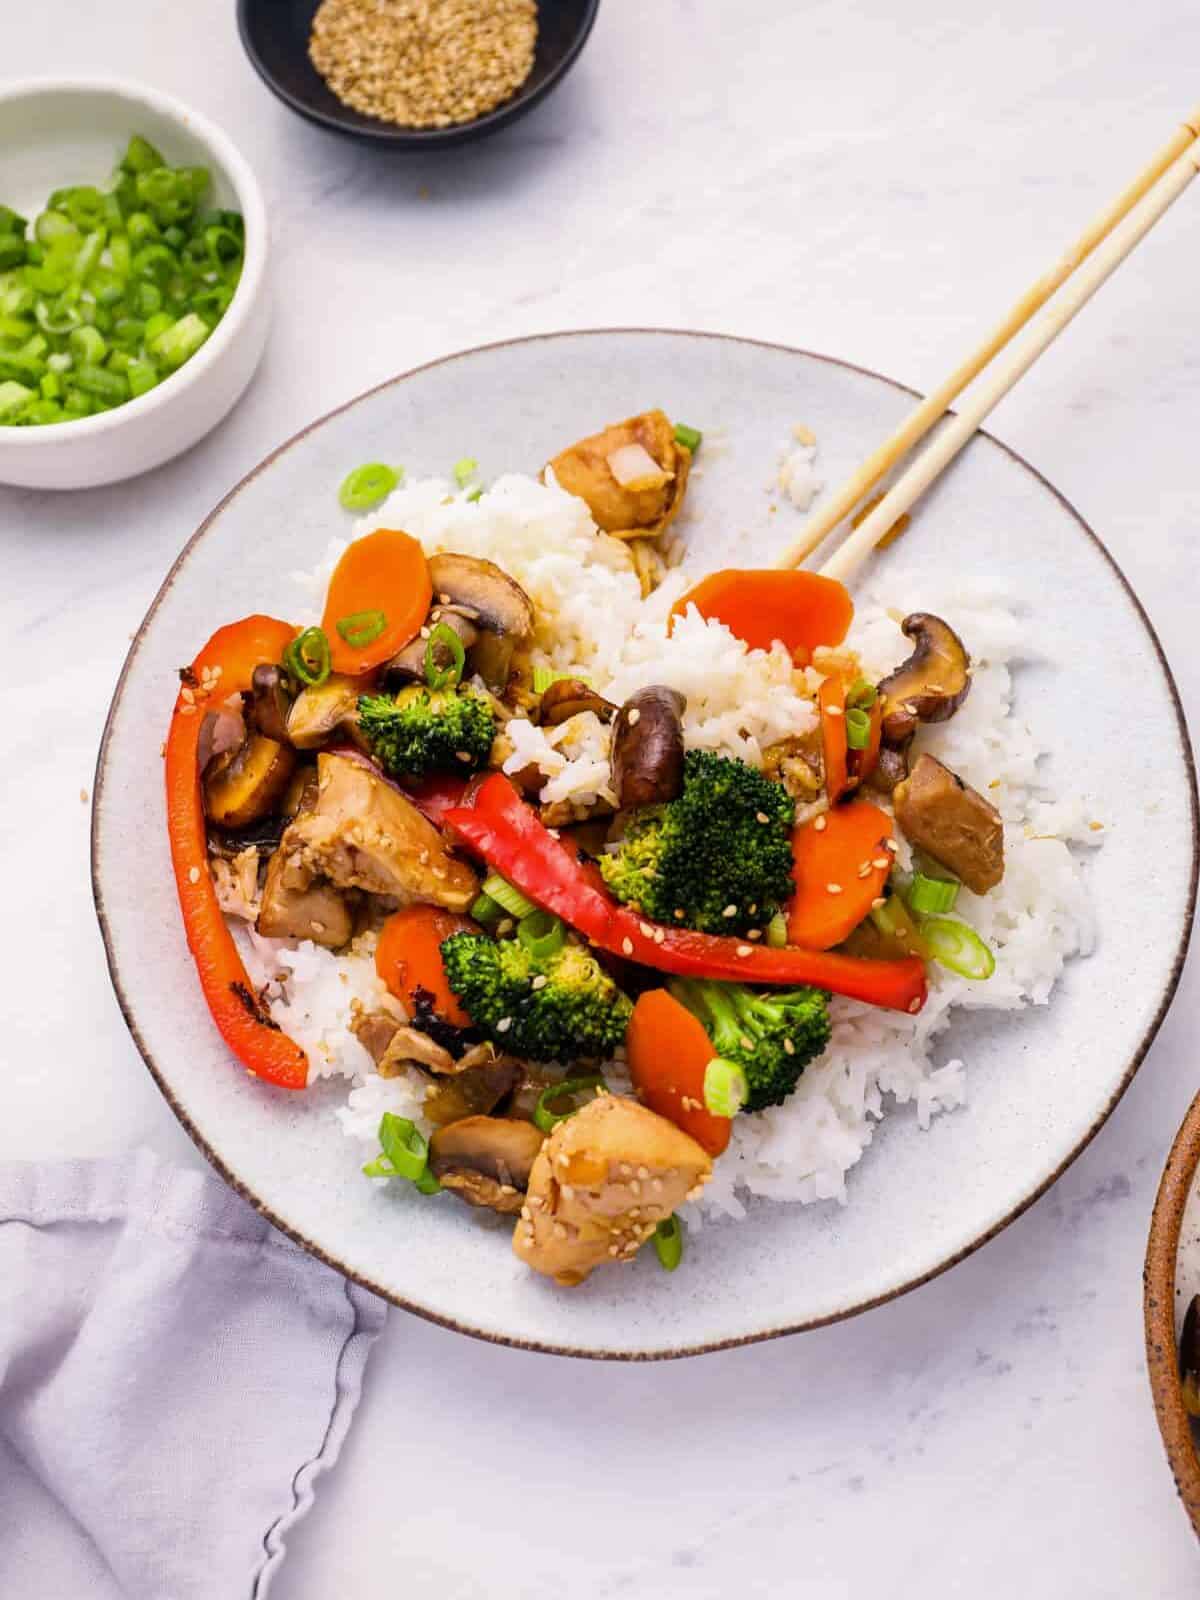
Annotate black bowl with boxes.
[237,0,600,148]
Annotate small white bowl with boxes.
[0,79,269,490]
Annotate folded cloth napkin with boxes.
[0,1149,385,1600]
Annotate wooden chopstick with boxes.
[775,103,1200,574]
[815,129,1200,585]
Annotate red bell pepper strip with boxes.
[165,615,310,1090]
[444,775,927,1013]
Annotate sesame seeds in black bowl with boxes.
[236,0,600,148]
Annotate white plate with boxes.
[92,331,1198,1358]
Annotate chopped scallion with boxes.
[480,872,535,920]
[363,1113,439,1190]
[766,911,789,948]
[338,462,399,511]
[703,1057,748,1118]
[533,1076,605,1134]
[517,909,566,962]
[654,1214,684,1271]
[906,872,960,916]
[452,455,478,487]
[919,916,995,980]
[845,707,871,749]
[673,422,702,452]
[469,890,504,925]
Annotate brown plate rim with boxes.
[1145,1088,1200,1532]
[91,328,1200,1360]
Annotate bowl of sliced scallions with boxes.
[0,79,268,490]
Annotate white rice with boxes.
[244,470,1096,1219]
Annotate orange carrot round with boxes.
[670,569,854,664]
[322,527,432,676]
[819,675,848,804]
[787,800,894,951]
[626,988,731,1156]
[376,905,478,1028]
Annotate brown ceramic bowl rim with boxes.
[93,329,1199,1359]
[1145,1088,1200,1531]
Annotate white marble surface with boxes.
[3,0,1199,1593]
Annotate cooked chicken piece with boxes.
[514,1095,712,1286]
[762,732,823,800]
[546,409,691,541]
[210,845,262,921]
[284,753,476,911]
[256,842,353,948]
[893,753,1004,894]
[351,1007,405,1066]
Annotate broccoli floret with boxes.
[670,979,831,1112]
[357,684,495,779]
[599,750,795,935]
[440,930,632,1062]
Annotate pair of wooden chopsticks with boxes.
[778,104,1200,583]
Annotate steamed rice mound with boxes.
[240,470,1098,1221]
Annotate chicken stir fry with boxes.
[172,410,1012,1289]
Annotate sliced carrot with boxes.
[846,698,882,789]
[670,569,854,665]
[787,800,894,951]
[819,675,849,803]
[376,905,478,1028]
[322,527,432,676]
[626,988,731,1157]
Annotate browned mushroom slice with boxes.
[382,607,480,688]
[546,409,692,541]
[285,674,361,749]
[514,1096,711,1286]
[538,678,617,726]
[424,1055,523,1127]
[256,844,353,948]
[204,734,297,829]
[878,614,971,744]
[865,740,912,796]
[249,664,294,744]
[429,1117,546,1214]
[611,686,686,808]
[426,553,534,691]
[893,753,1004,894]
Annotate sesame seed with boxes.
[520,1206,531,1220]
[908,998,922,1013]
[439,593,452,605]
[187,866,201,884]
[639,922,653,937]
[722,904,738,919]
[783,1037,795,1055]
[561,1184,574,1200]
[824,703,843,717]
[756,811,770,824]
[871,896,886,909]
[622,937,634,955]
[630,1180,641,1196]
[736,944,752,957]
[553,1223,567,1240]
[654,929,665,944]
[857,863,872,878]
[531,974,548,990]
[619,1163,633,1177]
[497,1016,512,1032]
[636,1166,649,1180]
[739,1035,754,1051]
[872,857,890,869]
[747,929,762,940]
[557,1154,570,1168]
[885,838,898,852]
[456,750,472,762]
[609,1244,620,1256]
[814,814,827,832]
[826,882,843,895]
[627,707,641,725]
[674,909,686,920]
[651,1178,664,1193]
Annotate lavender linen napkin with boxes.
[0,1149,385,1599]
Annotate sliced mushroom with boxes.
[249,664,294,744]
[285,674,361,749]
[428,1116,545,1214]
[426,553,534,691]
[197,699,246,774]
[611,686,686,809]
[865,740,912,795]
[878,613,971,744]
[282,764,319,821]
[424,1055,523,1127]
[539,678,617,726]
[256,844,353,948]
[382,608,480,688]
[893,753,1004,894]
[204,734,297,829]
[546,409,691,541]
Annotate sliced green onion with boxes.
[469,890,505,925]
[466,486,484,503]
[845,707,871,750]
[907,872,960,916]
[149,310,210,371]
[74,363,128,405]
[283,626,331,687]
[0,380,33,420]
[127,359,157,398]
[335,609,388,651]
[68,324,107,365]
[673,422,702,452]
[413,1167,442,1195]
[703,1057,748,1118]
[919,916,995,980]
[766,911,789,948]
[517,910,566,962]
[362,1113,438,1189]
[452,456,478,487]
[654,1214,684,1271]
[532,665,592,695]
[533,1076,605,1134]
[481,872,535,920]
[847,677,877,709]
[338,462,399,511]
[424,621,467,689]
[0,205,28,235]
[121,134,166,174]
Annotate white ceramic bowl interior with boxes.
[92,332,1197,1359]
[0,78,268,491]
